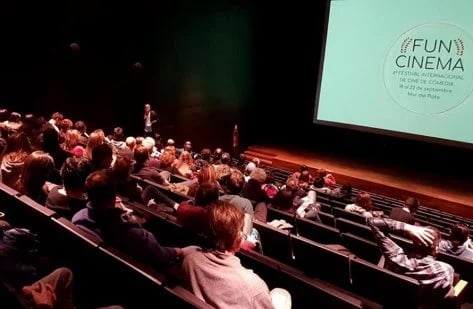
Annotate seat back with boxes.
[291,234,351,289]
[252,220,294,265]
[336,218,374,241]
[333,207,368,225]
[296,217,341,244]
[318,211,336,227]
[341,233,380,264]
[350,258,420,309]
[238,250,378,309]
[98,246,213,309]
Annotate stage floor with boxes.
[244,145,473,219]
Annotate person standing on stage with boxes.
[143,103,159,138]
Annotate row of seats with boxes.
[265,206,473,299]
[254,162,473,232]
[0,183,212,309]
[131,163,471,307]
[122,197,380,309]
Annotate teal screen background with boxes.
[315,0,473,144]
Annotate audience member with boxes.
[345,192,383,218]
[72,170,189,271]
[181,201,291,309]
[439,223,473,259]
[45,156,92,219]
[389,196,419,224]
[368,218,454,307]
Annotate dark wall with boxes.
[0,0,252,150]
[0,1,470,178]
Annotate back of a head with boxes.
[19,151,55,197]
[85,170,116,209]
[207,200,244,252]
[450,223,470,248]
[413,226,441,257]
[224,169,244,195]
[220,152,231,165]
[112,156,133,182]
[133,145,149,164]
[51,112,64,122]
[0,109,9,122]
[183,141,192,152]
[312,176,325,188]
[250,168,267,183]
[113,127,124,141]
[61,156,93,191]
[214,147,223,159]
[9,112,21,123]
[405,196,419,213]
[355,192,372,211]
[42,127,60,149]
[125,136,136,149]
[74,120,86,133]
[272,188,294,211]
[200,148,211,160]
[91,144,113,170]
[6,132,32,154]
[196,164,215,184]
[195,182,220,206]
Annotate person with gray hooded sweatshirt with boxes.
[439,223,473,259]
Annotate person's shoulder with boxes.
[436,260,454,273]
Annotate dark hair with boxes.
[450,223,470,248]
[91,144,113,170]
[412,226,441,257]
[195,182,220,206]
[405,197,419,212]
[313,177,325,188]
[272,188,294,211]
[300,165,309,172]
[85,170,116,208]
[74,121,86,133]
[61,157,92,190]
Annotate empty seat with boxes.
[341,233,380,264]
[253,220,294,265]
[291,234,352,289]
[296,217,341,244]
[332,207,368,225]
[336,218,374,241]
[318,211,336,227]
[238,250,380,309]
[350,258,420,309]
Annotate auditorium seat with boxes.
[332,207,368,225]
[295,217,341,244]
[126,199,381,308]
[318,211,336,227]
[97,246,213,309]
[266,206,295,223]
[1,195,58,233]
[335,218,374,241]
[238,250,381,309]
[320,202,333,214]
[350,257,420,309]
[437,252,473,300]
[252,220,294,265]
[291,234,352,289]
[340,233,380,265]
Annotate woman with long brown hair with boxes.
[14,151,55,204]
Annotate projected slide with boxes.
[314,0,473,145]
